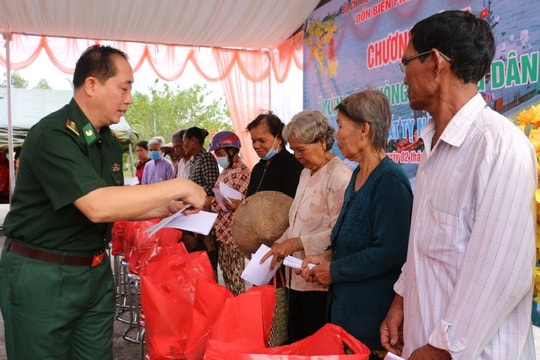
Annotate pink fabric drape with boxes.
[0,32,304,168]
[213,48,270,168]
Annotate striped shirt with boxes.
[394,94,537,359]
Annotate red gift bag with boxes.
[156,227,183,248]
[204,323,371,360]
[110,221,129,255]
[135,227,186,272]
[183,279,233,359]
[207,285,276,350]
[127,219,160,274]
[140,249,217,360]
[121,220,137,262]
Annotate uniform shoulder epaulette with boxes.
[65,119,80,136]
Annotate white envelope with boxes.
[384,352,405,360]
[213,181,243,211]
[146,209,218,236]
[241,244,282,286]
[124,176,139,186]
[283,255,315,270]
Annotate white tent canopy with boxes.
[0,0,319,49]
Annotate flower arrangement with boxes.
[305,12,340,78]
[516,104,540,163]
[514,104,540,313]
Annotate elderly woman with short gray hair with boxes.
[302,90,413,357]
[261,110,352,343]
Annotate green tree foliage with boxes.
[33,79,52,89]
[126,80,231,145]
[1,71,29,88]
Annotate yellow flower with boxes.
[327,60,338,78]
[516,103,540,307]
[517,104,540,128]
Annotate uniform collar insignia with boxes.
[82,123,97,145]
[65,119,80,136]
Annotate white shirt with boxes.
[176,156,192,179]
[394,94,537,359]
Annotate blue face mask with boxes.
[216,156,230,169]
[149,151,161,161]
[261,137,278,161]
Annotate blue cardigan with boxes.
[329,157,413,350]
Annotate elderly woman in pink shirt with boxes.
[261,110,351,343]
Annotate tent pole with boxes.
[268,50,272,114]
[129,142,135,177]
[3,32,15,204]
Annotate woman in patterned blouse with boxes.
[208,130,251,295]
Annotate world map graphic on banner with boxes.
[303,0,540,183]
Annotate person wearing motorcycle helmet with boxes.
[209,130,251,295]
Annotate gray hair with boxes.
[334,89,391,151]
[282,110,335,150]
[148,136,165,147]
[171,129,186,142]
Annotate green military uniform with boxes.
[0,99,123,360]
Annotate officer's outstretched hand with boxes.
[175,179,207,215]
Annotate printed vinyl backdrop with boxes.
[303,0,540,187]
[303,0,540,325]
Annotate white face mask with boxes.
[216,156,230,169]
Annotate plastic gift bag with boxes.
[127,219,161,274]
[137,227,186,270]
[121,220,137,262]
[204,323,371,360]
[183,278,233,359]
[156,227,183,248]
[208,285,276,350]
[140,249,217,360]
[110,221,128,256]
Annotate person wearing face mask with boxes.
[245,111,303,198]
[141,136,175,184]
[208,131,251,295]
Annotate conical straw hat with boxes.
[232,190,293,258]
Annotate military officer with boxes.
[0,45,206,360]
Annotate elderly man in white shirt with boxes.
[171,129,192,179]
[380,10,537,360]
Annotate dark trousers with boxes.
[287,288,327,343]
